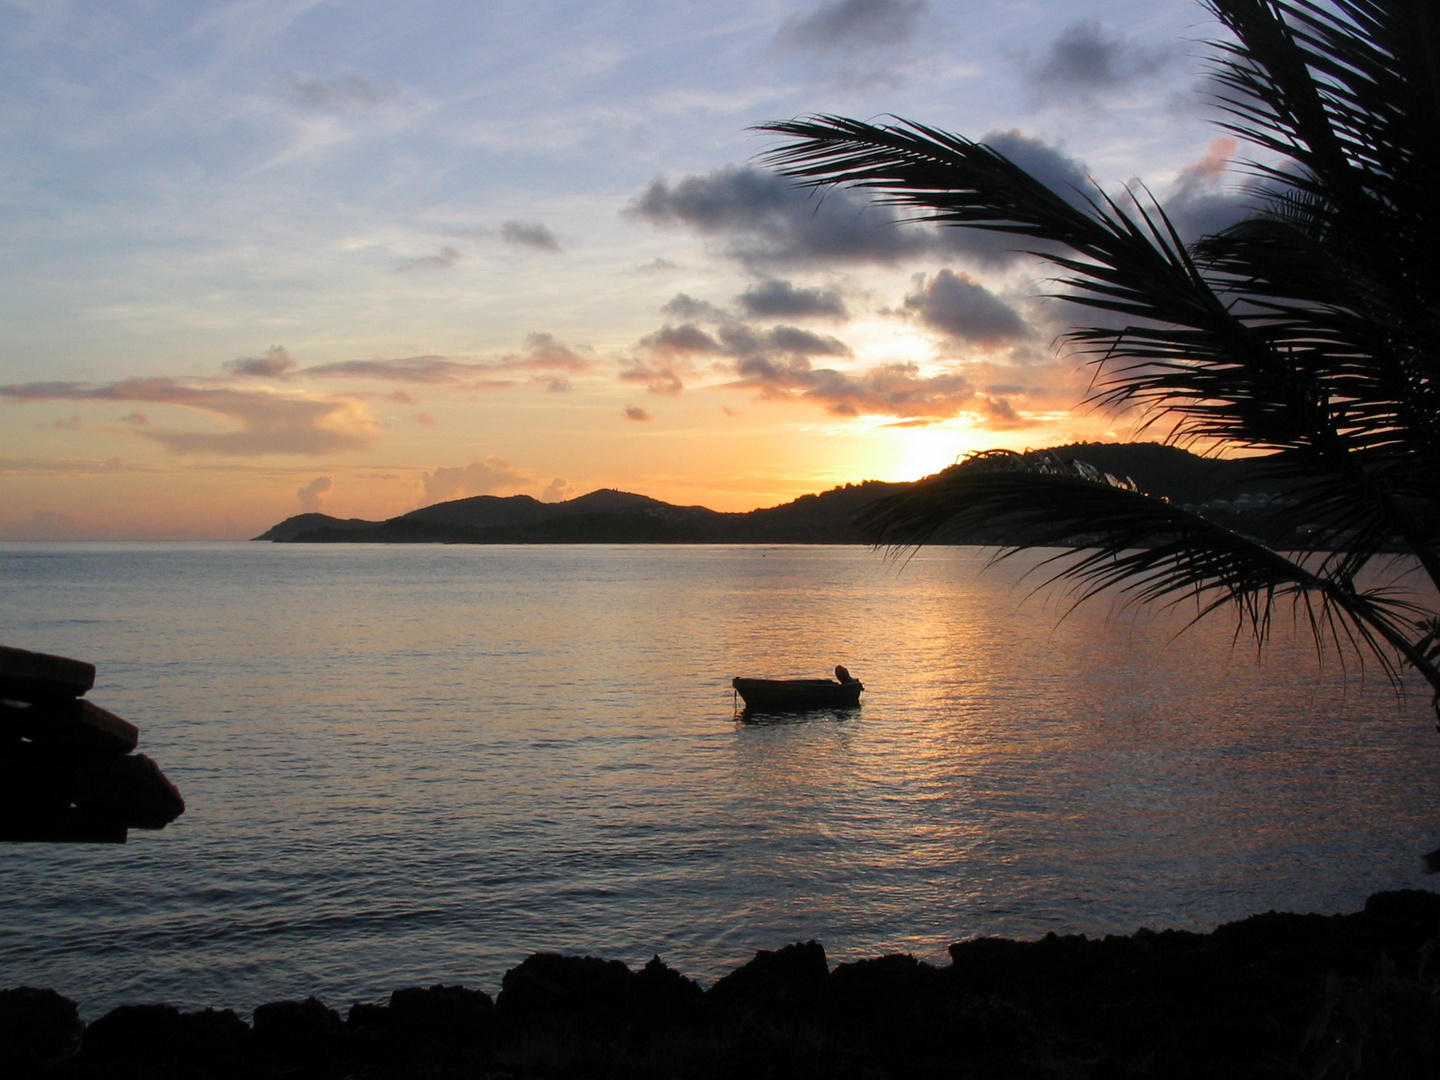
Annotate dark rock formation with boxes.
[0,645,184,843]
[14,890,1440,1078]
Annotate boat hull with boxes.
[732,677,863,711]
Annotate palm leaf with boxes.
[861,451,1440,688]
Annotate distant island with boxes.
[255,442,1290,545]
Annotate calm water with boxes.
[2,542,1438,1018]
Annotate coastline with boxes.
[8,889,1439,1079]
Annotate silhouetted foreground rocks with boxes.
[6,890,1440,1078]
[0,646,184,843]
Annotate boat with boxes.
[732,667,863,712]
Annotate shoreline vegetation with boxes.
[255,442,1311,548]
[7,889,1440,1078]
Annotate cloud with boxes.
[629,166,929,269]
[730,357,975,419]
[982,130,1099,210]
[620,362,685,396]
[500,220,562,253]
[297,476,332,513]
[775,0,929,53]
[637,258,679,273]
[661,293,729,322]
[303,334,593,386]
[0,378,374,456]
[421,457,531,503]
[516,332,591,371]
[284,72,399,111]
[624,405,652,421]
[720,323,851,359]
[628,157,1088,270]
[541,477,574,503]
[121,412,148,425]
[639,323,724,358]
[736,279,848,320]
[52,415,81,430]
[225,346,297,379]
[305,355,501,384]
[1163,137,1251,242]
[1021,20,1174,104]
[627,321,851,394]
[396,246,462,273]
[413,412,436,425]
[904,270,1033,345]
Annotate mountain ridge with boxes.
[254,443,1280,544]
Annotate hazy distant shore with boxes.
[9,889,1439,1078]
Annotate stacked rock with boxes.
[0,645,185,843]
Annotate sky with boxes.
[0,0,1253,539]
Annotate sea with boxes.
[2,541,1438,1019]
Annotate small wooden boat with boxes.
[732,668,863,711]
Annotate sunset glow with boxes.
[0,1,1237,538]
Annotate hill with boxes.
[254,444,1286,544]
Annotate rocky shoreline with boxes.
[6,889,1440,1078]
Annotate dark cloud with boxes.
[624,405,652,421]
[1162,137,1252,243]
[982,130,1099,210]
[627,319,851,395]
[1022,20,1174,104]
[628,166,932,269]
[297,476,332,513]
[500,220,562,253]
[736,279,847,320]
[904,270,1033,345]
[628,160,1088,270]
[285,72,398,110]
[639,323,723,358]
[661,293,729,323]
[640,322,850,362]
[225,346,297,379]
[775,0,928,52]
[719,323,850,359]
[730,357,974,419]
[396,247,462,273]
[0,379,373,456]
[422,458,531,503]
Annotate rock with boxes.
[0,987,82,1073]
[0,747,128,843]
[1362,888,1440,930]
[633,954,703,1026]
[253,996,347,1066]
[0,645,95,703]
[0,698,139,755]
[497,954,637,1032]
[73,752,185,829]
[706,940,829,1018]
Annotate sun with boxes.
[876,420,980,482]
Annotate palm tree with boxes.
[758,0,1440,721]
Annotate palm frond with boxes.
[860,451,1440,688]
[761,1,1440,713]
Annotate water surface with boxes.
[1,542,1436,1017]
